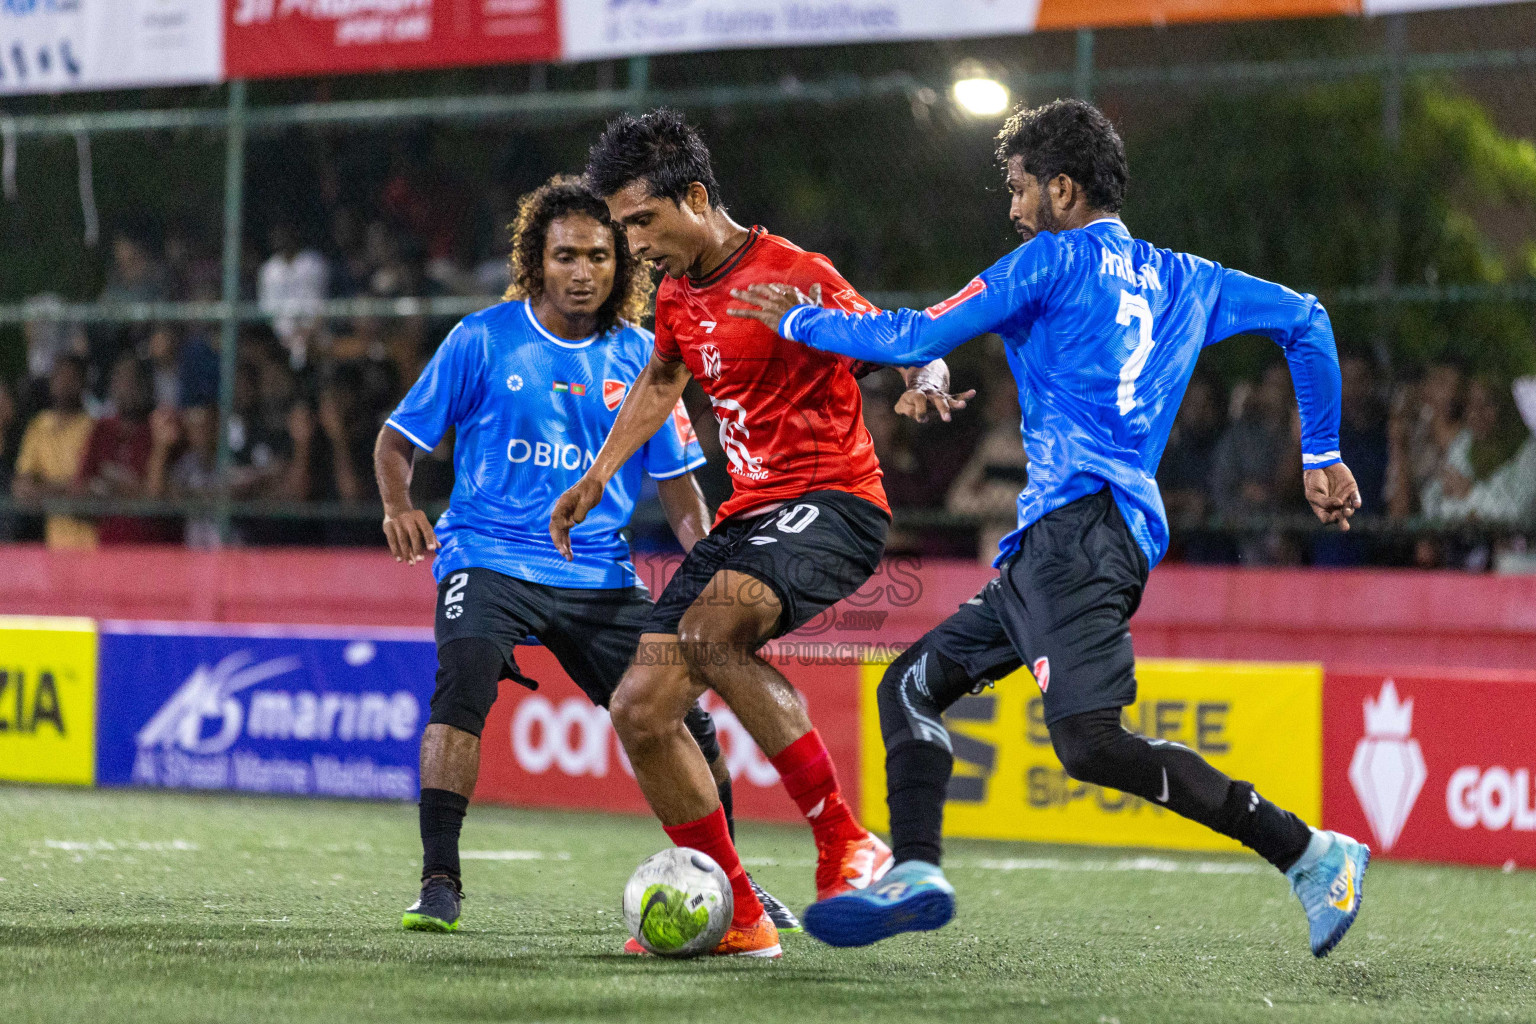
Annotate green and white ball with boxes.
[622,848,733,957]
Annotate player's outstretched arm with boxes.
[656,473,711,553]
[551,352,692,560]
[729,241,1045,367]
[375,424,439,565]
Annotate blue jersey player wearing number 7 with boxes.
[731,100,1369,958]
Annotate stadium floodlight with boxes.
[951,67,1010,118]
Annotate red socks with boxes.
[664,805,763,928]
[770,729,865,846]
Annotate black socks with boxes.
[1048,707,1312,872]
[886,741,954,867]
[419,787,469,882]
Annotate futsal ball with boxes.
[622,847,733,957]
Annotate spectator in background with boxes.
[1211,363,1300,565]
[1386,362,1464,520]
[946,383,1028,562]
[75,355,168,544]
[94,226,168,387]
[1337,354,1390,515]
[176,327,221,409]
[163,223,222,302]
[12,356,96,549]
[23,294,86,402]
[228,360,304,502]
[1421,376,1536,526]
[1211,363,1293,522]
[327,206,371,298]
[1158,374,1222,529]
[100,227,170,305]
[145,405,222,548]
[143,324,183,410]
[258,222,329,369]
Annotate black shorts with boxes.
[925,488,1149,725]
[435,566,650,707]
[643,489,889,640]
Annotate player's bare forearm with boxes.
[656,473,711,554]
[374,426,416,515]
[375,425,438,564]
[551,354,691,560]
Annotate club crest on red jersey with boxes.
[1032,656,1050,694]
[603,379,627,411]
[699,343,722,380]
[925,277,986,319]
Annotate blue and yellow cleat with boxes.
[1286,829,1370,958]
[803,859,955,948]
[402,875,462,933]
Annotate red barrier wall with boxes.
[1323,666,1536,867]
[2,545,1534,669]
[474,646,861,822]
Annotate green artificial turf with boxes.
[3,785,1534,1023]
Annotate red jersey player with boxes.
[552,110,970,958]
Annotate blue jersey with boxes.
[387,299,706,588]
[780,218,1342,568]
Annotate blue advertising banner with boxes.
[97,623,436,801]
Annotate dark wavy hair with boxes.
[503,175,652,334]
[583,108,724,208]
[995,99,1128,214]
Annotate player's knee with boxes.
[676,606,757,681]
[609,665,687,752]
[1047,708,1127,784]
[428,637,504,737]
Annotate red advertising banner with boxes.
[225,0,559,80]
[1324,668,1536,869]
[474,645,861,824]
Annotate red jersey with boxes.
[654,227,888,524]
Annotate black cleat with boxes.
[749,874,802,934]
[402,874,462,932]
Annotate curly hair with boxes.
[995,99,1128,214]
[583,108,724,208]
[503,175,653,335]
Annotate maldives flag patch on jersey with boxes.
[603,379,627,411]
[552,381,586,396]
[925,277,986,319]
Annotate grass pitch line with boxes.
[42,839,199,852]
[967,855,1264,875]
[460,849,572,861]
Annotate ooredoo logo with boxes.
[1348,679,1426,851]
[509,695,776,786]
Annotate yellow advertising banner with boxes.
[0,616,98,786]
[861,657,1321,853]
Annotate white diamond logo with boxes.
[1348,679,1427,851]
